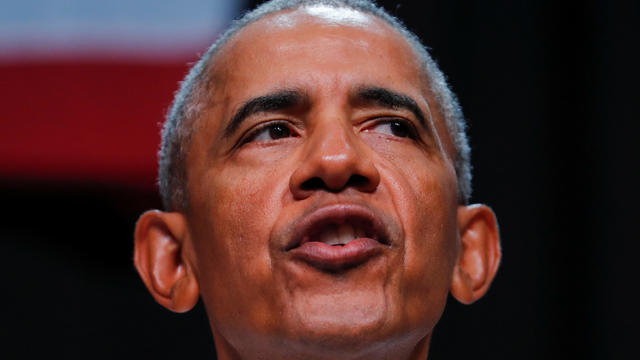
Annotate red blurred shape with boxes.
[0,61,190,189]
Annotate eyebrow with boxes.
[223,89,306,138]
[352,86,428,127]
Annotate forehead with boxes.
[209,6,428,99]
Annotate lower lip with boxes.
[288,238,384,271]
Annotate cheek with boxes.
[380,153,459,325]
[187,159,291,333]
[406,158,458,277]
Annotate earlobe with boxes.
[450,204,501,305]
[134,210,200,313]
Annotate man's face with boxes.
[184,7,461,358]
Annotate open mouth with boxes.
[286,204,390,271]
[308,223,368,246]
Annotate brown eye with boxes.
[366,120,417,139]
[267,124,291,139]
[389,121,412,138]
[245,122,296,144]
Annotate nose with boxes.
[289,120,380,200]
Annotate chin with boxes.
[276,316,422,360]
[296,308,386,343]
[279,292,403,355]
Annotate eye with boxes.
[364,119,418,139]
[243,121,297,144]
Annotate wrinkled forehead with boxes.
[212,5,426,82]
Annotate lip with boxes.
[286,203,391,271]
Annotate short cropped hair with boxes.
[158,0,471,211]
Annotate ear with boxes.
[134,210,199,313]
[450,204,501,305]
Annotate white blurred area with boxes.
[0,0,247,62]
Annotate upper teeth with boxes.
[316,223,366,246]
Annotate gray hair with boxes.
[158,0,471,211]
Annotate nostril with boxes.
[301,177,326,191]
[300,174,371,193]
[347,174,369,188]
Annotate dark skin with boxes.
[134,7,501,360]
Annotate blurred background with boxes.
[2,0,638,358]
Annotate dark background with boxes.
[3,0,638,358]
